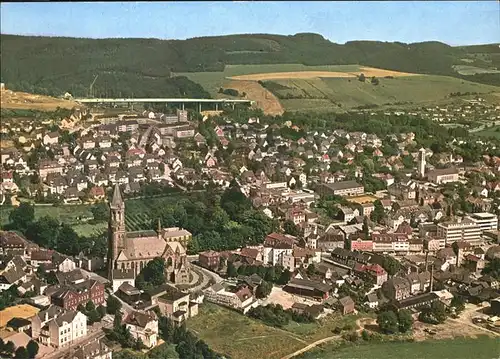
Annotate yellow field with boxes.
[347,195,379,204]
[229,66,418,81]
[0,304,40,328]
[225,79,284,116]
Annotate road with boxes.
[449,303,500,337]
[187,263,224,293]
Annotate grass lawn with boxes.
[297,336,500,359]
[187,303,307,359]
[0,204,93,227]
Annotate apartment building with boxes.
[437,218,482,245]
[468,212,498,232]
[31,306,87,348]
[203,282,258,314]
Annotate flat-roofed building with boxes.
[317,181,364,197]
[437,218,482,245]
[468,212,498,232]
[427,167,459,184]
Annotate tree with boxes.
[371,76,379,85]
[377,311,399,334]
[361,329,370,341]
[362,216,369,236]
[430,301,447,323]
[86,300,96,312]
[107,295,122,315]
[25,216,60,248]
[256,281,273,299]
[136,257,166,289]
[450,295,465,314]
[283,220,300,236]
[14,346,29,359]
[398,309,413,333]
[226,261,237,278]
[97,305,107,318]
[90,202,110,222]
[482,258,500,279]
[26,340,39,359]
[148,343,179,359]
[381,256,401,276]
[370,200,386,223]
[9,202,35,231]
[306,263,317,276]
[358,73,366,82]
[277,269,291,285]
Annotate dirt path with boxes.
[281,316,370,359]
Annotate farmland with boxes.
[176,64,500,113]
[296,336,500,359]
[270,75,500,112]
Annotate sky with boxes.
[1,1,499,45]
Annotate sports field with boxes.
[0,304,40,328]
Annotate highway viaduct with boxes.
[74,97,254,112]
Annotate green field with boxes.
[0,193,190,236]
[187,303,307,359]
[297,336,500,359]
[176,64,499,113]
[269,75,500,112]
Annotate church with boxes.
[107,184,191,286]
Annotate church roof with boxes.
[122,236,167,260]
[111,183,124,208]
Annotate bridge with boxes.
[74,97,254,111]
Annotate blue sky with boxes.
[1,1,499,45]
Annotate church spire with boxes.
[111,183,124,208]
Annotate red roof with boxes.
[89,186,105,197]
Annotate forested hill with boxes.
[1,33,499,98]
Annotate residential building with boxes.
[50,279,105,310]
[198,250,220,271]
[203,282,258,314]
[124,310,159,348]
[70,338,112,359]
[157,286,198,325]
[31,306,87,348]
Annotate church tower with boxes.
[417,148,426,178]
[108,183,126,280]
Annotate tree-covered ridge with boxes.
[1,33,499,98]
